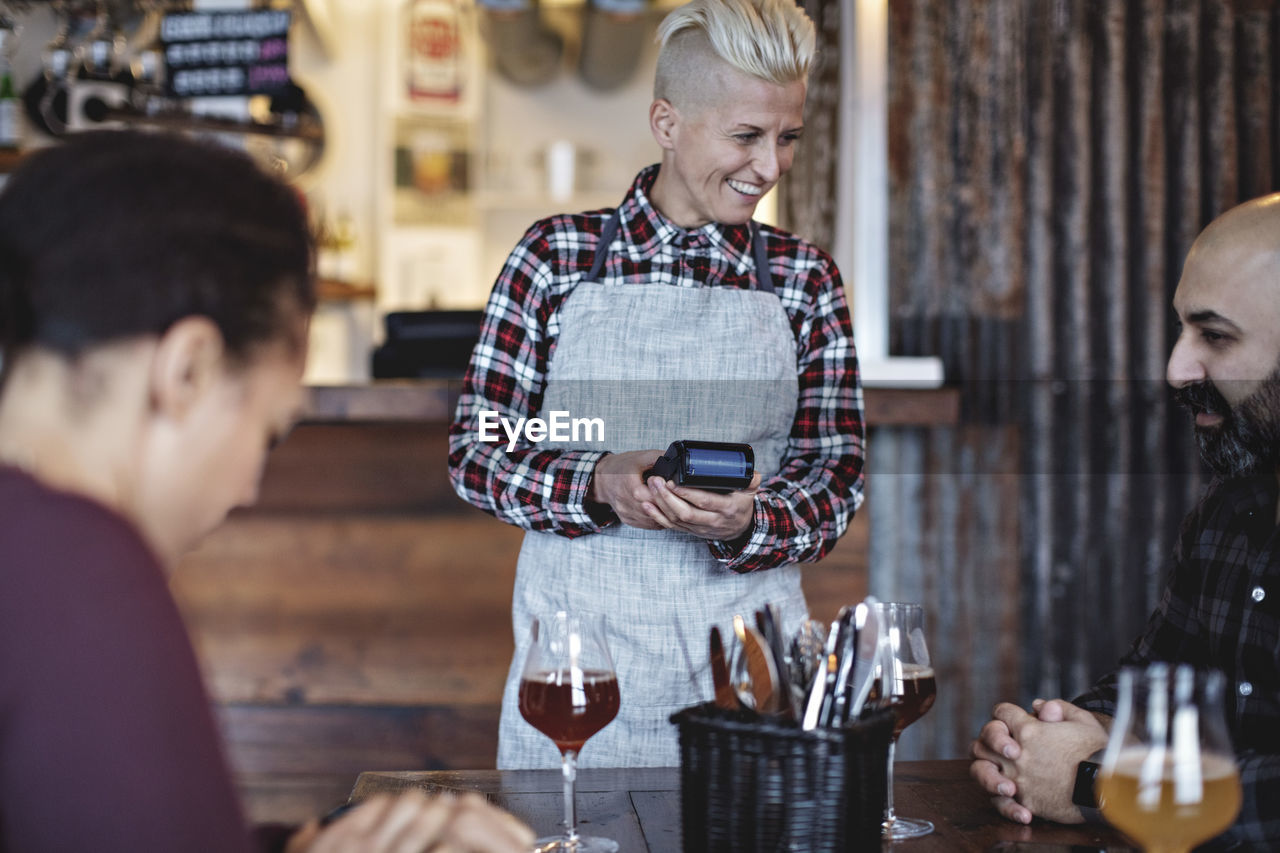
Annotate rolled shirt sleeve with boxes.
[448,165,865,565]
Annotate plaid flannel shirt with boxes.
[1074,473,1280,849]
[447,165,864,572]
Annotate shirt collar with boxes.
[1213,472,1279,526]
[617,165,755,267]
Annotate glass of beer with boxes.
[518,611,621,853]
[1097,664,1240,853]
[874,601,938,839]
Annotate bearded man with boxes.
[969,193,1280,850]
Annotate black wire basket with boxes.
[669,703,895,852]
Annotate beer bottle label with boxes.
[407,0,463,102]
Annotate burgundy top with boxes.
[0,465,256,852]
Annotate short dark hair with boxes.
[0,130,315,370]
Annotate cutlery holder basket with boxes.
[670,703,894,852]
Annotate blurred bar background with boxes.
[2,0,1279,824]
[861,0,1279,762]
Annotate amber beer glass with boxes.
[1098,664,1241,853]
[518,612,621,853]
[874,602,937,839]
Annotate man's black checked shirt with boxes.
[1075,473,1280,849]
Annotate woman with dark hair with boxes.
[0,131,532,853]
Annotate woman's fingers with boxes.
[439,792,537,852]
[283,819,322,853]
[379,791,455,853]
[304,795,393,851]
[367,791,444,849]
[646,478,753,539]
[303,791,535,853]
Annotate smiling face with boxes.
[648,60,806,228]
[1167,195,1280,477]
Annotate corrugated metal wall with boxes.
[790,0,1280,760]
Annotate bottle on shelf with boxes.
[0,23,22,150]
[330,210,357,284]
[406,0,465,104]
[314,201,360,286]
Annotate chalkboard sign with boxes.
[160,10,292,98]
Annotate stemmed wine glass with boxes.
[1098,664,1241,853]
[518,611,621,853]
[874,601,938,840]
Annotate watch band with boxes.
[1072,759,1102,809]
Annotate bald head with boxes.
[1170,192,1280,393]
[1181,193,1280,312]
[1191,192,1280,268]
[1169,193,1280,478]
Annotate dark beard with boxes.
[1173,363,1280,478]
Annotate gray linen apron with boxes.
[497,211,808,768]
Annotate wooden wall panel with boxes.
[176,514,521,706]
[178,501,868,705]
[173,423,870,822]
[867,425,1022,761]
[782,0,842,248]
[876,0,1280,762]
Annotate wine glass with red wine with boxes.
[518,611,621,853]
[874,601,937,840]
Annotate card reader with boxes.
[645,440,755,492]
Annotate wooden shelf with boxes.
[305,382,457,422]
[316,277,377,302]
[304,381,960,427]
[0,148,27,174]
[865,386,960,427]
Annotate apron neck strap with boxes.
[587,209,623,282]
[750,221,776,294]
[587,208,776,295]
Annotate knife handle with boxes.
[709,626,738,710]
[803,653,836,729]
[758,607,793,718]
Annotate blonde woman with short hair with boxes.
[449,0,866,769]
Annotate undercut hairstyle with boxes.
[0,130,315,373]
[654,0,815,107]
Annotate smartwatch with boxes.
[1072,759,1101,808]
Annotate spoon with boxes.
[739,625,781,713]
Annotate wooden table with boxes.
[350,760,1132,851]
